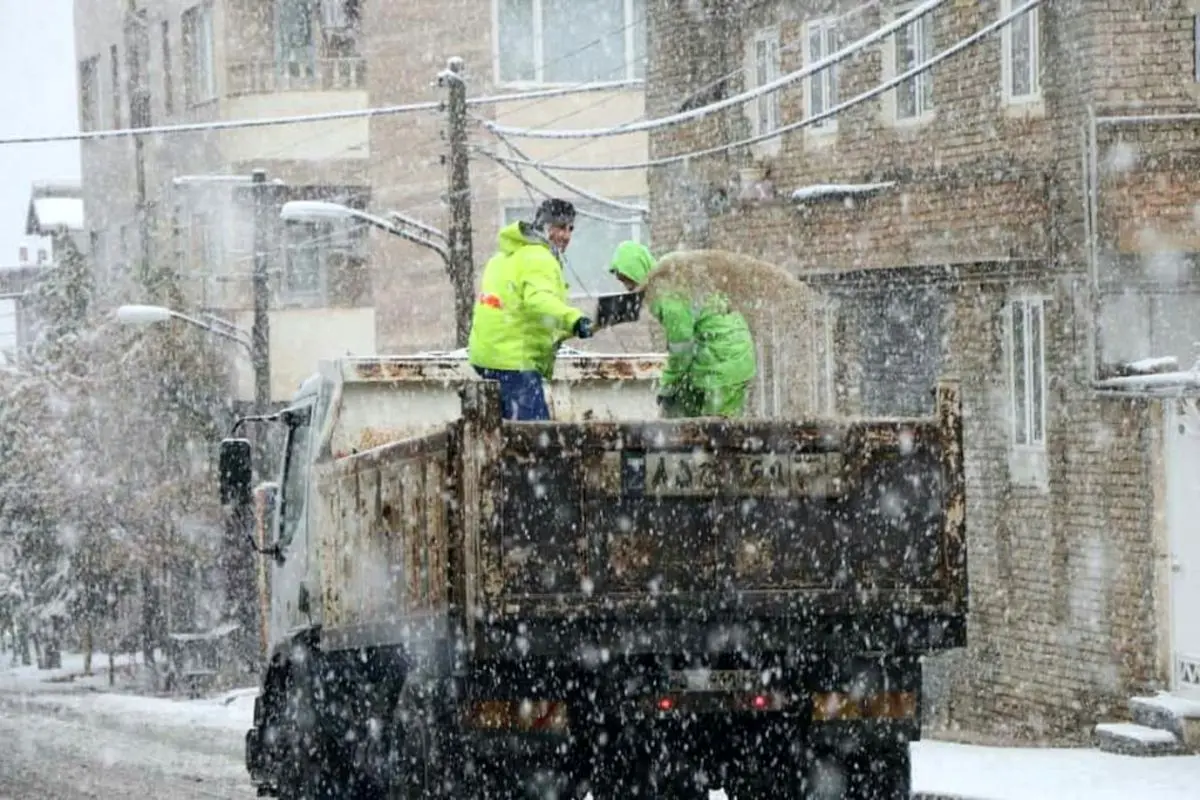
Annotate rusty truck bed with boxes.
[315,383,966,657]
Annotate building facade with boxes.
[74,0,656,383]
[363,0,653,353]
[648,0,1200,742]
[73,0,375,401]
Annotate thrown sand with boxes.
[643,250,821,417]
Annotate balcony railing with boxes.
[226,57,367,96]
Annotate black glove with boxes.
[573,317,594,339]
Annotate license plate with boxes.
[637,452,843,497]
[667,669,761,693]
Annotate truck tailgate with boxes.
[484,384,965,620]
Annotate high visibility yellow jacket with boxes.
[467,222,584,378]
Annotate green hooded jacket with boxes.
[609,241,757,394]
[468,222,584,378]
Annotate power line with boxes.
[482,0,946,140]
[471,0,1047,174]
[676,0,882,110]
[0,79,644,146]
[471,114,647,215]
[485,154,643,226]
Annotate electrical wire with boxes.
[471,113,647,215]
[675,0,882,110]
[0,79,646,146]
[471,0,1047,173]
[484,153,643,225]
[482,0,947,140]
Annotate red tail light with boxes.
[657,697,674,711]
[752,694,768,710]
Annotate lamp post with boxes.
[115,304,253,352]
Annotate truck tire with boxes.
[393,685,475,799]
[809,744,911,800]
[276,655,368,800]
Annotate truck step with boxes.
[1093,722,1189,757]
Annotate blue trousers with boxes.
[473,367,551,421]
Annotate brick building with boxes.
[645,0,1200,742]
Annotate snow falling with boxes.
[2,0,1200,798]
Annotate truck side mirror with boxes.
[219,438,253,506]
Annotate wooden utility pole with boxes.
[125,2,152,283]
[440,57,475,348]
[250,169,271,413]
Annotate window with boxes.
[806,18,840,132]
[283,217,366,302]
[501,200,646,296]
[1001,0,1040,101]
[276,0,316,78]
[162,21,174,114]
[79,56,100,131]
[811,299,837,413]
[183,3,216,105]
[894,8,935,121]
[751,27,781,136]
[0,298,19,363]
[110,45,122,128]
[495,0,646,84]
[1195,16,1200,82]
[855,285,943,416]
[1009,298,1046,448]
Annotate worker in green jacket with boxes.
[467,198,594,420]
[608,241,757,418]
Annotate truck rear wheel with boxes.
[393,684,477,799]
[808,744,911,800]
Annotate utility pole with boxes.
[440,56,474,348]
[250,169,271,413]
[125,2,152,284]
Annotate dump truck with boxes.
[222,349,966,800]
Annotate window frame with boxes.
[79,56,101,131]
[804,17,840,134]
[1194,15,1200,82]
[280,216,366,305]
[492,0,646,87]
[182,2,217,107]
[109,44,122,129]
[1008,296,1047,450]
[811,297,838,414]
[161,21,174,115]
[889,7,935,124]
[1000,0,1041,104]
[750,26,782,138]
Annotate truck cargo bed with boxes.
[314,383,965,658]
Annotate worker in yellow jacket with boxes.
[467,199,594,420]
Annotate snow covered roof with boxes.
[791,182,896,203]
[24,181,84,235]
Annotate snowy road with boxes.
[0,691,256,799]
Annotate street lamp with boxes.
[115,304,252,352]
[280,200,449,262]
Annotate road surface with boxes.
[0,691,256,799]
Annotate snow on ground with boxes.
[6,651,1200,799]
[911,740,1200,800]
